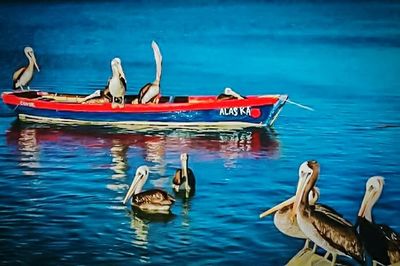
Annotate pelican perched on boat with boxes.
[137,41,162,104]
[13,47,40,90]
[217,87,246,100]
[123,165,175,213]
[172,153,196,198]
[357,176,400,266]
[292,160,364,265]
[105,57,126,108]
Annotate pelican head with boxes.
[224,87,243,99]
[123,166,150,205]
[172,153,189,192]
[358,176,384,222]
[291,160,319,219]
[259,161,320,219]
[111,57,126,80]
[24,46,40,72]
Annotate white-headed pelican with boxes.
[292,160,364,265]
[217,87,246,100]
[172,153,196,198]
[137,41,162,104]
[357,176,400,266]
[123,165,175,213]
[13,47,40,90]
[105,57,126,108]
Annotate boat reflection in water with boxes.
[6,121,280,169]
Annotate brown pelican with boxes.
[172,153,195,198]
[137,41,162,104]
[106,57,127,108]
[13,47,40,90]
[357,176,400,266]
[292,160,364,265]
[123,165,175,213]
[217,87,246,100]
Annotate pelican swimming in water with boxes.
[123,165,175,213]
[13,47,40,90]
[105,57,127,108]
[292,160,364,265]
[137,41,162,104]
[172,153,196,198]
[217,87,246,100]
[357,176,400,266]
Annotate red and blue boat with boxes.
[1,90,288,128]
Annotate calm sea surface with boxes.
[0,1,399,265]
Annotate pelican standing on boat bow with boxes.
[292,160,364,265]
[13,47,40,90]
[172,153,196,197]
[106,57,127,108]
[357,176,400,266]
[123,166,175,213]
[137,41,162,104]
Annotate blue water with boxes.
[0,1,399,265]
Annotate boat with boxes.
[1,90,288,128]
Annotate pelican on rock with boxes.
[357,176,400,266]
[292,160,364,265]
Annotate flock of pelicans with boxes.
[12,43,243,105]
[12,42,162,107]
[259,161,400,266]
[117,155,400,266]
[10,46,399,266]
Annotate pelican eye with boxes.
[368,186,374,192]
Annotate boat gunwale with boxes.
[2,91,284,113]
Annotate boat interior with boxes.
[12,90,202,104]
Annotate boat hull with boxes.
[2,91,288,128]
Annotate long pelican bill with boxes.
[123,172,142,204]
[259,195,295,219]
[358,190,377,218]
[291,173,308,221]
[31,52,40,72]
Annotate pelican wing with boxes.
[173,169,183,185]
[315,204,353,227]
[133,189,175,205]
[310,205,364,262]
[13,67,26,81]
[120,75,127,92]
[379,224,400,264]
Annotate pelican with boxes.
[259,186,320,252]
[105,57,126,108]
[13,47,40,90]
[217,88,246,100]
[123,165,175,213]
[292,160,364,265]
[357,176,400,266]
[172,153,196,198]
[137,41,162,104]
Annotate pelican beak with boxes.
[117,63,125,80]
[291,174,308,222]
[358,191,376,217]
[31,52,40,72]
[259,195,296,219]
[123,173,141,205]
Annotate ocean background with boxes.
[0,1,399,265]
